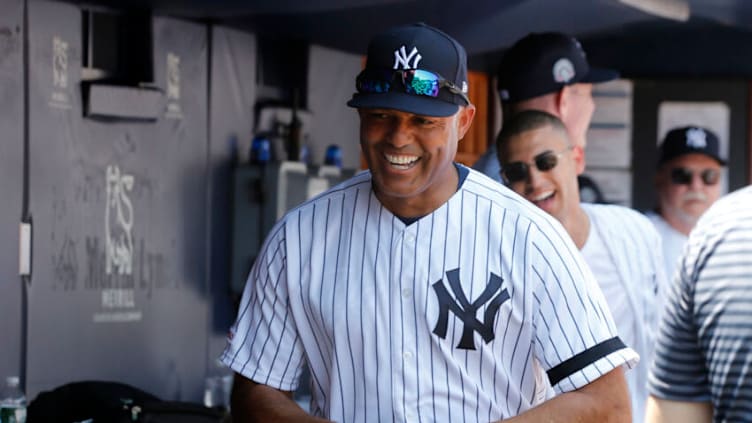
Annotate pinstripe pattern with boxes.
[582,203,666,423]
[648,185,752,422]
[222,167,638,422]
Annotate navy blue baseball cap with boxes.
[498,32,619,103]
[347,23,470,117]
[658,126,726,166]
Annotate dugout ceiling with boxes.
[58,0,752,77]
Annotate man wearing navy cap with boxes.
[646,126,725,279]
[223,23,634,422]
[474,32,616,201]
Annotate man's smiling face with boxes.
[358,106,473,217]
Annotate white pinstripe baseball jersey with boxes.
[582,203,667,423]
[221,166,638,422]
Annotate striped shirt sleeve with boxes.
[220,222,306,391]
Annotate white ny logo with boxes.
[686,128,707,148]
[393,46,422,69]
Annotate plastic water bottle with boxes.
[0,376,26,423]
[250,136,272,164]
[324,144,343,168]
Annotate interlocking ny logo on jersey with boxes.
[432,269,509,350]
[394,45,422,69]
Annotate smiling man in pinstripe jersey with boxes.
[222,23,636,422]
[497,110,668,423]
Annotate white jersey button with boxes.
[402,288,412,298]
[403,350,413,360]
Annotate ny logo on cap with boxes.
[686,128,707,149]
[394,45,422,70]
[552,58,575,83]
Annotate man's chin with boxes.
[676,211,702,227]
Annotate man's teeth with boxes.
[385,154,419,165]
[532,191,554,202]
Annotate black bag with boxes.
[27,381,225,423]
[120,400,225,423]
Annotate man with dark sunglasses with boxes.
[497,110,667,423]
[223,23,635,423]
[646,126,725,280]
[473,32,615,203]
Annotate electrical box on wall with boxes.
[229,162,355,297]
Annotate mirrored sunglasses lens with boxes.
[535,152,559,171]
[356,70,394,94]
[670,168,693,185]
[404,70,440,97]
[503,163,528,183]
[357,78,390,93]
[701,169,720,185]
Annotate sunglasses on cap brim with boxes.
[670,167,720,186]
[356,69,469,105]
[500,147,572,184]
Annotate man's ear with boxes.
[571,144,586,175]
[457,105,476,139]
[553,87,568,116]
[654,167,665,190]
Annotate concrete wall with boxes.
[0,0,365,403]
[22,1,214,401]
[0,0,24,388]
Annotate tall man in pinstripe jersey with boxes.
[496,110,667,423]
[222,23,636,422]
[473,32,615,203]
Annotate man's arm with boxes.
[230,373,332,423]
[644,395,712,423]
[500,368,631,423]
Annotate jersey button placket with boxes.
[394,226,420,423]
[402,350,417,422]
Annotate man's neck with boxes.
[376,164,461,220]
[661,212,695,236]
[563,205,591,250]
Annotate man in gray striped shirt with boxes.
[646,184,752,423]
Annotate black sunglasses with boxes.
[356,69,470,104]
[670,167,720,186]
[501,146,573,184]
